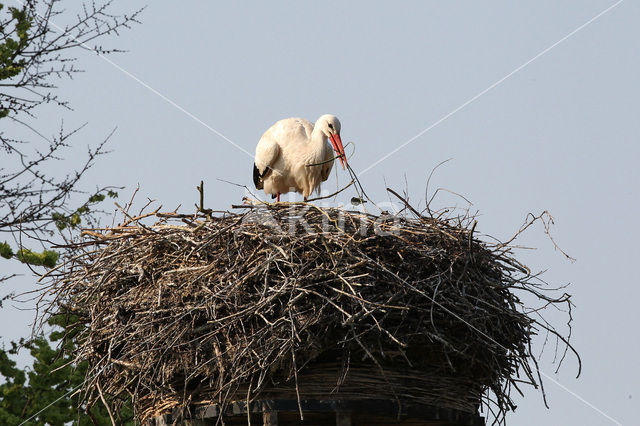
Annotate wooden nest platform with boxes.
[40,201,578,425]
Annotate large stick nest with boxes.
[40,201,578,424]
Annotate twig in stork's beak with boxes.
[329,133,348,169]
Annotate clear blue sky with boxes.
[1,1,638,424]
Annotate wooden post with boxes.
[263,411,279,426]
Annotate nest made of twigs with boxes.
[39,201,577,424]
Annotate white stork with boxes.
[253,114,347,201]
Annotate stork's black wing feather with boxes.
[253,163,263,189]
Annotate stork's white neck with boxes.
[310,123,328,148]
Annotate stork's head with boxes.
[317,114,347,169]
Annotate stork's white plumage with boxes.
[253,114,347,201]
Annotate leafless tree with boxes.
[0,0,143,279]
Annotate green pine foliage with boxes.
[15,249,59,268]
[1,243,59,268]
[0,315,135,425]
[0,3,31,118]
[0,242,13,259]
[0,4,31,79]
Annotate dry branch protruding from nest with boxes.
[39,203,577,424]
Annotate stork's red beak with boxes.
[329,133,347,169]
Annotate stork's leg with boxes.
[277,193,280,202]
